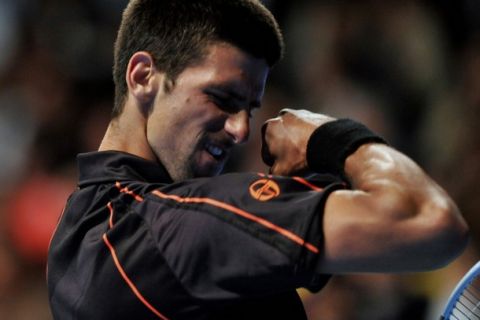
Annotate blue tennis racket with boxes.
[441,261,480,319]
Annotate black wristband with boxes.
[306,118,387,177]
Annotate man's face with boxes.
[146,42,270,181]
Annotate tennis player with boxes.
[47,0,469,319]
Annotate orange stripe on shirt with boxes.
[291,176,324,192]
[115,182,144,202]
[151,190,319,254]
[257,173,324,192]
[102,234,170,320]
[107,202,114,229]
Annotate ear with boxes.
[126,51,162,107]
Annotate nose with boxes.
[225,110,250,144]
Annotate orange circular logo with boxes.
[249,179,280,201]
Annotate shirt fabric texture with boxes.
[47,151,345,319]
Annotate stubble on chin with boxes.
[167,160,195,182]
[164,149,226,181]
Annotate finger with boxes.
[261,117,284,166]
[270,162,290,176]
[278,108,292,116]
[278,108,306,117]
[270,161,285,176]
[261,122,275,167]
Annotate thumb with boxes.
[261,122,275,166]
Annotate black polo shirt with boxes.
[47,151,345,319]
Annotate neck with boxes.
[98,103,157,162]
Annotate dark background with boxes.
[1,1,480,318]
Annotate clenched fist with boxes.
[261,108,335,176]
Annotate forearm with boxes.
[320,141,469,272]
[345,142,461,222]
[344,143,440,217]
[262,111,469,272]
[305,116,465,232]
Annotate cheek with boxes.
[146,112,177,151]
[150,94,226,143]
[184,104,227,132]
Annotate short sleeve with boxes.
[134,172,347,299]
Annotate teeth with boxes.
[206,143,224,157]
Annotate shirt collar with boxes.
[77,151,172,188]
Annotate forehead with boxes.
[174,42,270,95]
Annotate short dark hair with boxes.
[112,0,284,117]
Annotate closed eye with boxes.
[204,87,260,118]
[205,89,242,114]
[209,93,239,113]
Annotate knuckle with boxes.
[279,108,294,116]
[262,117,281,132]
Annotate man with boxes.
[47,0,469,319]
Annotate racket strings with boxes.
[449,278,480,319]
